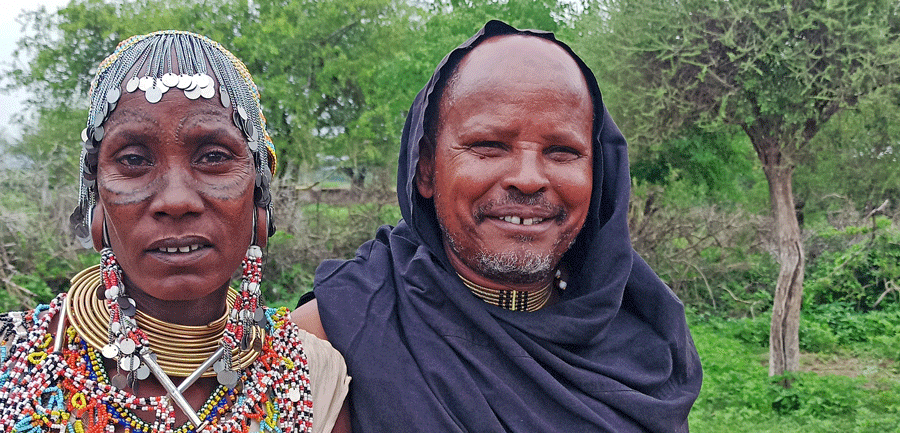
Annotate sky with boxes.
[0,0,71,140]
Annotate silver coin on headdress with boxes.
[126,77,140,93]
[177,74,192,89]
[138,76,154,92]
[161,73,180,88]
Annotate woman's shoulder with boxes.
[1,294,65,344]
[272,310,350,433]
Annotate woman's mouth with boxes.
[155,244,204,254]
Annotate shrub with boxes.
[804,219,900,311]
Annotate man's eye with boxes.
[547,146,582,162]
[118,154,151,167]
[470,141,506,156]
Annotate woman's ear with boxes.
[255,206,269,248]
[416,140,435,199]
[90,204,105,252]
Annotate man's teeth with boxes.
[500,216,543,226]
[159,244,202,253]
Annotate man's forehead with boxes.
[440,35,592,121]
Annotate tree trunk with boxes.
[762,162,805,377]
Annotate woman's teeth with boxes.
[158,244,202,253]
[500,216,543,226]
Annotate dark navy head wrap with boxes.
[312,20,702,432]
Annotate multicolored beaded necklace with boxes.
[0,283,313,432]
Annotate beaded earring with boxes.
[218,210,266,389]
[99,247,152,389]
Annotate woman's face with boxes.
[95,85,256,301]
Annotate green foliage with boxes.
[795,86,900,218]
[581,0,900,152]
[802,302,900,358]
[7,0,250,110]
[629,126,762,204]
[805,223,900,311]
[629,173,775,316]
[0,163,97,310]
[690,316,900,432]
[262,178,402,307]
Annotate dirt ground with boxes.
[800,353,900,383]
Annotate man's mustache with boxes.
[474,191,568,223]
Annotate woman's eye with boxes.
[118,154,151,167]
[198,150,232,164]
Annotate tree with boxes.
[795,85,900,218]
[578,0,900,376]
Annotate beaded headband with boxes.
[70,31,276,248]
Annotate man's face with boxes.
[417,35,593,289]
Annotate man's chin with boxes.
[472,251,554,286]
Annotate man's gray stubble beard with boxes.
[441,223,558,285]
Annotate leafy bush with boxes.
[629,176,776,317]
[690,316,900,433]
[804,219,900,311]
[0,164,92,310]
[262,173,401,307]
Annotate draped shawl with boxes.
[313,20,702,432]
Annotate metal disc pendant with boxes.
[83,139,97,153]
[118,296,136,316]
[81,128,89,142]
[196,73,212,88]
[217,369,239,388]
[111,373,129,389]
[145,86,163,104]
[106,87,121,105]
[177,74,192,89]
[139,76,154,92]
[186,75,199,91]
[184,86,202,100]
[135,363,151,380]
[92,111,103,128]
[240,331,252,351]
[237,105,248,121]
[161,73,180,88]
[219,86,230,108]
[119,355,140,371]
[233,110,242,129]
[118,338,136,355]
[126,77,140,93]
[200,84,215,99]
[213,359,227,373]
[92,126,104,141]
[247,140,258,152]
[101,343,119,359]
[288,387,302,402]
[253,307,266,322]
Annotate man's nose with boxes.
[501,149,548,195]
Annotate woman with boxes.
[0,31,349,432]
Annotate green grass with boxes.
[689,315,900,432]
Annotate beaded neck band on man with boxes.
[457,269,567,312]
[70,31,277,249]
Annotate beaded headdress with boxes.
[69,30,277,248]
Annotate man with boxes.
[293,20,702,432]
